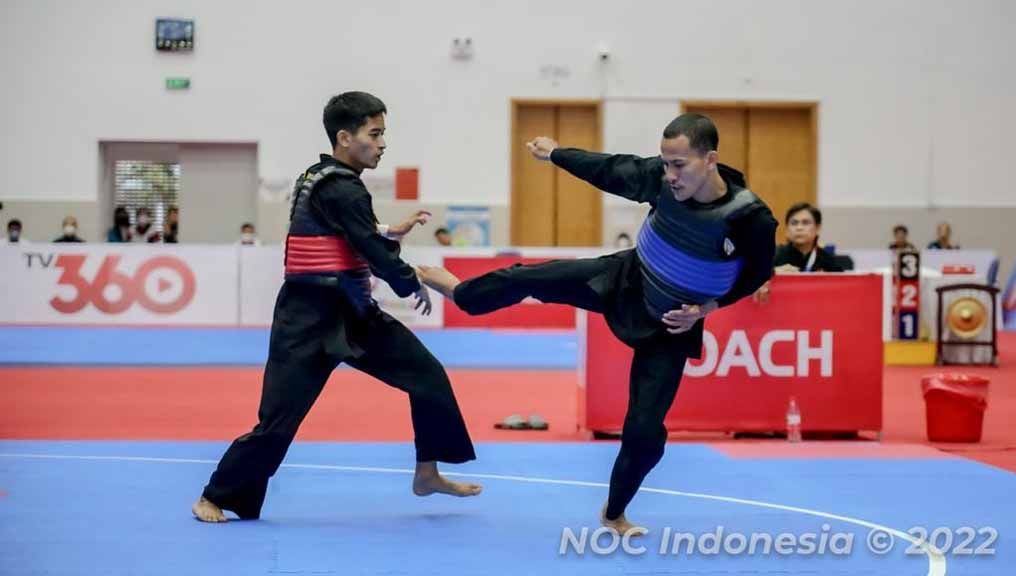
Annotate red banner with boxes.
[443,256,577,328]
[582,274,883,434]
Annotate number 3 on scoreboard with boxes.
[899,252,919,279]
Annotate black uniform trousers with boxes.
[202,281,475,519]
[451,252,690,521]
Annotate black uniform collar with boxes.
[684,164,746,209]
[319,154,360,174]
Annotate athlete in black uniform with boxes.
[193,92,480,523]
[419,114,777,533]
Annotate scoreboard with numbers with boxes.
[894,250,921,340]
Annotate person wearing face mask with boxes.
[106,206,133,243]
[53,215,84,243]
[3,219,25,245]
[132,207,162,243]
[237,222,261,246]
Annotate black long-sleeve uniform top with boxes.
[550,148,777,307]
[307,156,421,298]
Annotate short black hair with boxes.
[241,222,255,231]
[662,113,719,153]
[8,219,21,229]
[893,224,908,235]
[323,91,387,148]
[434,227,450,236]
[785,202,822,226]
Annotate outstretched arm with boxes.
[527,137,660,205]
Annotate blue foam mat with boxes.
[0,326,577,368]
[1,441,1013,575]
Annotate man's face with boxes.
[341,114,386,170]
[937,223,950,239]
[660,135,713,201]
[786,210,818,248]
[894,229,908,243]
[435,231,452,246]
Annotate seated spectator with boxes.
[434,226,453,247]
[755,204,843,303]
[107,206,133,242]
[927,222,959,250]
[772,203,843,273]
[2,219,24,244]
[614,232,633,249]
[889,224,916,251]
[238,222,261,246]
[132,207,161,243]
[54,215,84,243]
[164,206,179,243]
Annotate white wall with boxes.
[2,0,1014,207]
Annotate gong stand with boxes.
[936,283,1000,366]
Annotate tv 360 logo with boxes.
[25,253,196,314]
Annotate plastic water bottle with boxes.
[786,397,802,443]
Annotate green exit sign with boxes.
[165,77,191,90]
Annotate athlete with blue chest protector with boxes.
[418,113,778,533]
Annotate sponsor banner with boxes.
[1,244,238,325]
[581,274,883,433]
[442,256,578,329]
[238,245,284,326]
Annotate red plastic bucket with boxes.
[921,373,990,443]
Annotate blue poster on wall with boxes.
[446,206,491,247]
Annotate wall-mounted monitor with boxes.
[156,19,194,52]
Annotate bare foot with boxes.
[415,266,461,299]
[600,503,645,535]
[192,496,227,523]
[412,461,482,497]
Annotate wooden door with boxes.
[555,105,601,246]
[511,104,557,246]
[746,107,815,232]
[683,102,817,234]
[511,101,602,246]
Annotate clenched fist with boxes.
[526,137,559,161]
